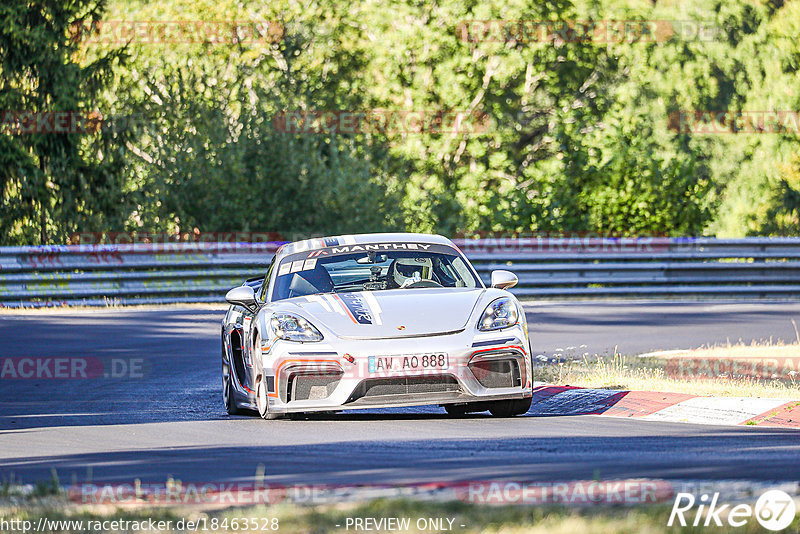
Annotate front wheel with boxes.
[488,398,532,418]
[256,375,281,420]
[223,369,245,415]
[444,402,491,417]
[254,332,281,420]
[444,404,470,417]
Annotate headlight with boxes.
[270,313,323,342]
[478,297,519,331]
[517,301,528,337]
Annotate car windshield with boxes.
[271,244,480,301]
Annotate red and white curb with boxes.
[530,384,800,428]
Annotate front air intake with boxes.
[346,376,461,403]
[286,371,343,402]
[469,358,521,388]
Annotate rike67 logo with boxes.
[669,490,796,531]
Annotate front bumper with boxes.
[257,326,532,414]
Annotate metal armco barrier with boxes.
[1,237,800,307]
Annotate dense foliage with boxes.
[1,0,798,244]
[0,0,130,244]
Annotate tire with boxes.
[255,376,280,420]
[254,333,281,420]
[528,336,535,386]
[223,368,245,415]
[488,397,532,418]
[444,402,490,417]
[444,404,469,417]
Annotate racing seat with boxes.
[287,264,335,298]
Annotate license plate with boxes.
[368,353,448,373]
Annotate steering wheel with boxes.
[400,279,443,289]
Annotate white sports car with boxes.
[221,233,533,419]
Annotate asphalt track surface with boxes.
[2,301,800,486]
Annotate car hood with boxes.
[280,288,486,339]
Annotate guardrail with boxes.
[1,238,800,307]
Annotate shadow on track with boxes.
[3,429,800,487]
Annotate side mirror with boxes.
[491,270,518,290]
[225,285,258,312]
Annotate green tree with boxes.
[0,0,130,244]
[110,1,407,237]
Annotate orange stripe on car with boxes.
[469,345,525,358]
[274,358,343,379]
[332,294,359,324]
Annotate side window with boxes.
[259,255,276,302]
[433,258,457,287]
[451,257,477,288]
